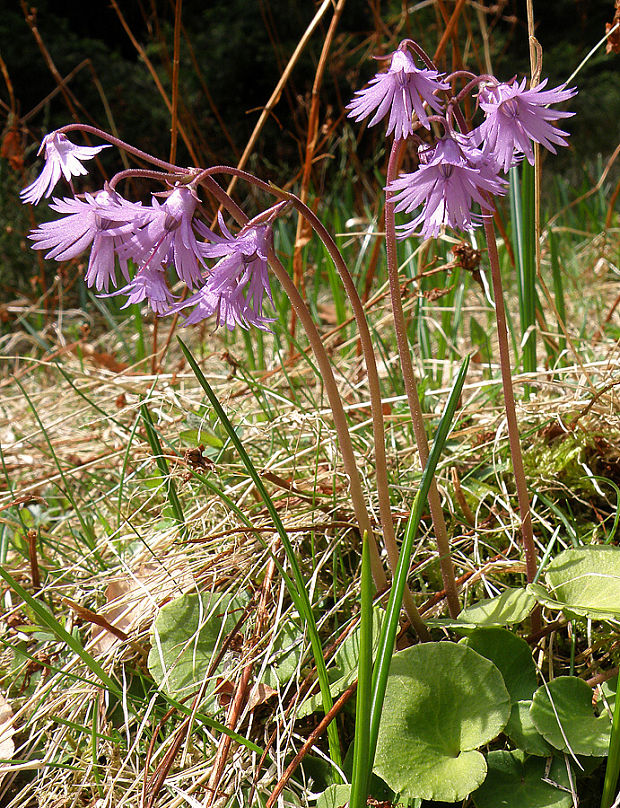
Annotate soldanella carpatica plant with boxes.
[15,22,620,808]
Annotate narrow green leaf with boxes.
[367,355,470,777]
[177,336,342,774]
[140,402,186,534]
[349,531,375,808]
[602,676,620,808]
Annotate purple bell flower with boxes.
[474,77,577,172]
[171,217,274,331]
[20,132,110,205]
[28,188,147,291]
[112,265,177,315]
[347,47,448,138]
[120,186,206,289]
[387,135,507,238]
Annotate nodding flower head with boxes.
[119,185,205,289]
[387,134,507,239]
[346,45,448,139]
[170,215,275,331]
[20,131,110,205]
[112,265,178,315]
[474,77,577,172]
[28,187,147,291]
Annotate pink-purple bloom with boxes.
[28,188,147,291]
[387,135,506,238]
[347,47,448,138]
[119,186,205,289]
[20,132,110,205]
[171,218,274,330]
[113,265,177,315]
[474,78,576,172]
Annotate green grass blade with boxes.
[177,336,342,774]
[139,401,186,534]
[601,674,620,808]
[548,228,567,360]
[509,164,536,392]
[0,563,120,696]
[366,355,469,775]
[349,530,375,808]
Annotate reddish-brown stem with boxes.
[58,123,189,174]
[196,175,391,595]
[482,214,540,632]
[197,167,429,637]
[385,139,460,618]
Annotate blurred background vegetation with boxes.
[0,0,618,297]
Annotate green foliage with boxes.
[529,545,620,621]
[460,628,538,704]
[374,643,511,802]
[316,784,352,808]
[530,676,612,757]
[504,700,555,757]
[473,751,572,808]
[457,588,537,628]
[296,607,383,718]
[147,590,249,703]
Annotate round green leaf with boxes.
[374,642,511,802]
[148,591,247,701]
[460,628,537,704]
[458,588,536,627]
[529,546,620,621]
[316,785,351,808]
[504,700,554,756]
[530,676,612,756]
[472,750,571,808]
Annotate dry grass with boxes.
[0,215,618,806]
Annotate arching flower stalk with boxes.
[348,38,577,620]
[19,123,430,637]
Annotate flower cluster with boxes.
[19,38,577,332]
[21,133,275,330]
[347,41,576,238]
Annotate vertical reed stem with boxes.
[482,214,540,631]
[385,139,460,618]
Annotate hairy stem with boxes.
[385,139,460,619]
[58,123,188,173]
[482,214,540,627]
[199,167,429,638]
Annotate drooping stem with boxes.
[108,168,189,190]
[482,214,540,622]
[199,167,430,638]
[286,200,429,636]
[58,123,189,174]
[385,138,461,618]
[266,251,389,591]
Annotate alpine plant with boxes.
[19,39,575,329]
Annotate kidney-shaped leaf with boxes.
[504,700,554,756]
[374,642,511,802]
[472,750,571,808]
[460,628,537,704]
[458,588,536,627]
[148,591,248,701]
[530,676,611,756]
[529,546,620,621]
